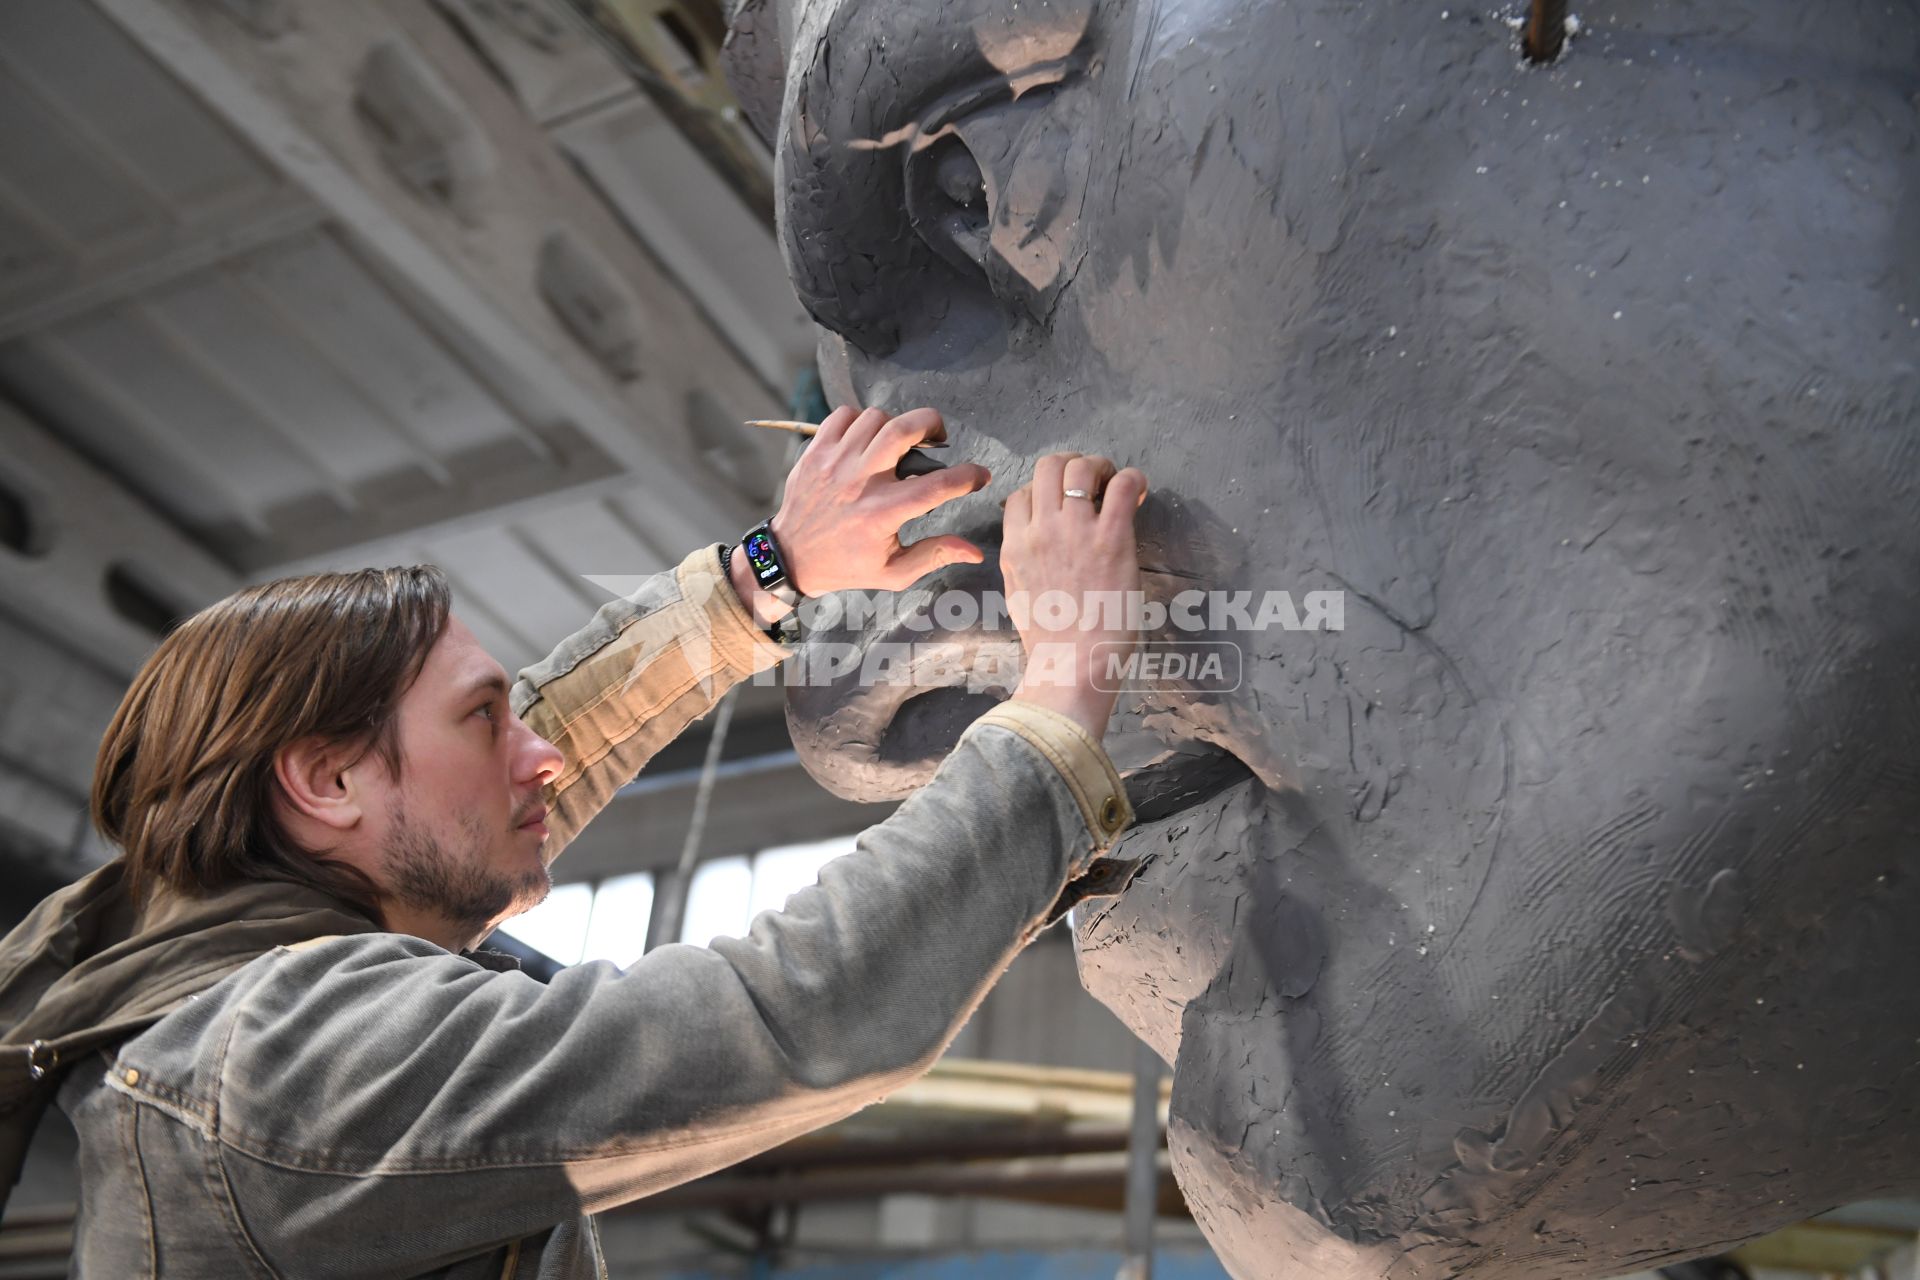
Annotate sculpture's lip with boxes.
[1105,726,1256,824]
[783,562,1255,820]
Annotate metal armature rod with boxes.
[1524,0,1571,62]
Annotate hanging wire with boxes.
[652,685,739,948]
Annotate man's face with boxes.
[742,0,1920,1273]
[359,617,563,943]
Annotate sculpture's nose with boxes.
[784,551,1018,803]
[781,516,1258,826]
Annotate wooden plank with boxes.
[1731,1220,1915,1273]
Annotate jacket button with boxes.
[123,1069,140,1086]
[1100,795,1124,831]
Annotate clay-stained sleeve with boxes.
[509,544,789,857]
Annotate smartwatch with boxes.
[738,520,800,607]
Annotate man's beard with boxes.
[383,807,551,943]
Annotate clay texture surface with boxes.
[724,1,1920,1274]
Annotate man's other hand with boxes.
[768,406,992,598]
[1001,453,1148,739]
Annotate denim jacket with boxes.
[52,545,1133,1277]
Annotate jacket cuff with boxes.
[676,544,791,676]
[967,702,1133,858]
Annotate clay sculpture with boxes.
[724,0,1920,1273]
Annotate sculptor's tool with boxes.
[745,419,952,478]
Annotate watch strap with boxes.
[720,538,801,644]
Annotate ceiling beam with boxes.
[0,194,325,344]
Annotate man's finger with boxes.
[886,463,990,518]
[840,406,892,457]
[862,406,947,474]
[1002,486,1033,538]
[811,404,860,449]
[1100,468,1149,529]
[1030,453,1079,514]
[1060,456,1118,514]
[886,534,983,589]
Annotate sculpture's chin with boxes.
[1169,1125,1393,1280]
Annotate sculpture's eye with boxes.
[934,142,987,210]
[899,81,1091,343]
[778,29,1094,357]
[912,133,994,278]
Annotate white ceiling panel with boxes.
[606,483,737,569]
[0,349,238,536]
[0,2,274,215]
[0,74,166,252]
[140,273,426,494]
[433,575,538,676]
[0,223,634,571]
[515,499,672,585]
[232,234,531,463]
[6,302,324,524]
[430,0,633,125]
[424,523,605,668]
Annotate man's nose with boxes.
[512,717,565,786]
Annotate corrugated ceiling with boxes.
[0,0,805,673]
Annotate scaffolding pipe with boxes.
[1119,1037,1164,1280]
[646,687,738,950]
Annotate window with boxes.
[679,855,751,946]
[748,837,860,922]
[500,882,593,967]
[580,872,655,969]
[497,836,861,967]
[683,836,859,944]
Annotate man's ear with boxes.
[273,736,367,834]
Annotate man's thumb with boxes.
[888,535,983,588]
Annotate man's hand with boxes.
[1001,453,1148,739]
[729,406,992,625]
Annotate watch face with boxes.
[743,528,784,587]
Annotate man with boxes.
[0,405,1149,1277]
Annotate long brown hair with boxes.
[92,566,452,913]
